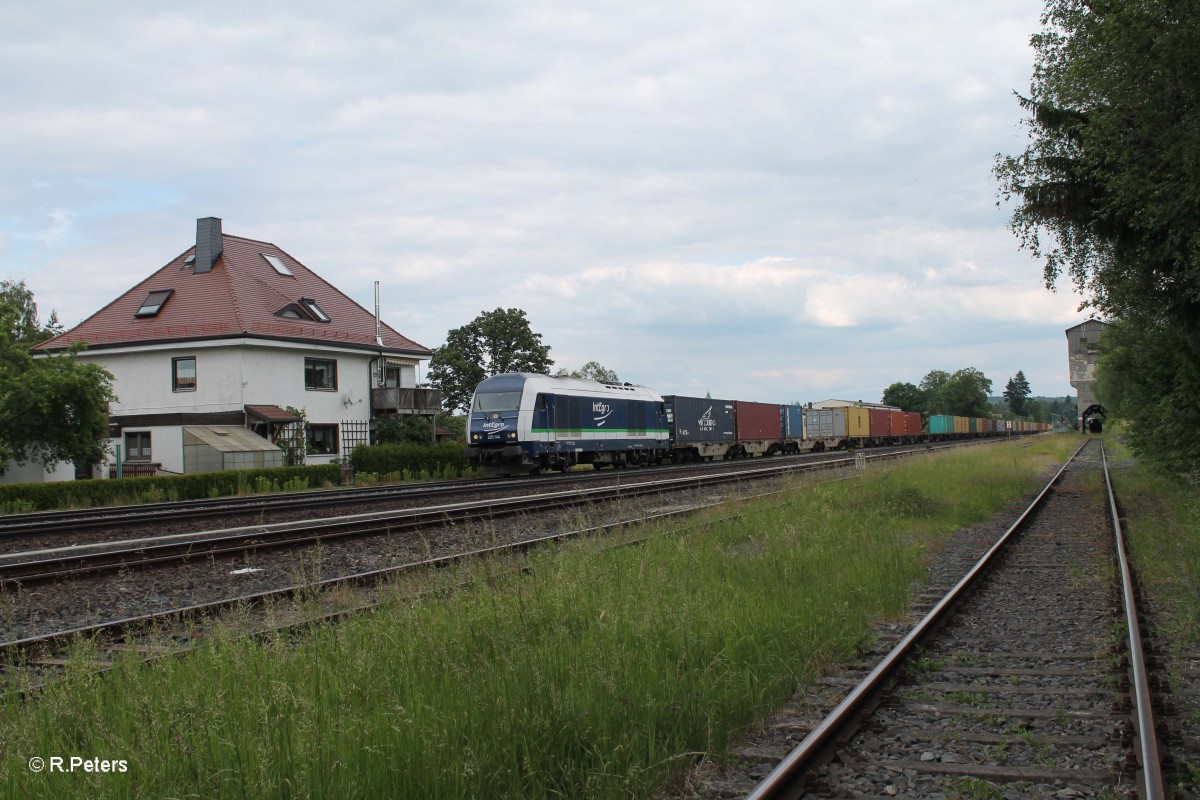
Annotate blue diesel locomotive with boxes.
[466,373,669,475]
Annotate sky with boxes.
[0,0,1089,407]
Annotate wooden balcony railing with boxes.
[371,387,442,414]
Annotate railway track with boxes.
[0,438,1027,543]
[0,464,835,694]
[0,441,1007,589]
[673,439,1175,799]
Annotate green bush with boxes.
[0,464,342,512]
[350,442,467,479]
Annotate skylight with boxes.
[262,254,293,276]
[135,289,174,318]
[183,254,196,266]
[299,297,331,323]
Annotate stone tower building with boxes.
[1065,319,1110,432]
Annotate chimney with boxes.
[194,217,223,274]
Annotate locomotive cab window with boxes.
[473,392,521,413]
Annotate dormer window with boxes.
[263,254,294,276]
[135,289,174,318]
[299,298,330,323]
[274,300,329,323]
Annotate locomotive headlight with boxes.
[472,433,480,441]
[507,431,517,440]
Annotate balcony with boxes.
[371,387,442,415]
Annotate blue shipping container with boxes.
[782,405,804,439]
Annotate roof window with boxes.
[135,289,174,318]
[183,254,196,267]
[262,254,294,276]
[299,297,331,323]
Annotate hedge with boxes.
[349,442,468,479]
[0,463,343,513]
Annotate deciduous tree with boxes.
[1,284,115,469]
[881,382,926,413]
[556,361,619,383]
[427,308,553,413]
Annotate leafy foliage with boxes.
[913,368,994,418]
[375,415,432,445]
[349,442,468,478]
[0,464,341,511]
[1,283,116,468]
[1097,319,1200,475]
[0,279,63,346]
[995,0,1200,473]
[881,382,926,413]
[555,361,619,382]
[427,308,553,413]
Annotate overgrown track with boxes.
[725,439,1169,799]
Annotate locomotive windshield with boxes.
[472,391,522,413]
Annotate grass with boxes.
[0,435,1081,799]
[1108,438,1200,653]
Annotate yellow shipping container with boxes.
[845,407,870,437]
[954,416,969,434]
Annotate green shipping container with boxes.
[928,415,955,435]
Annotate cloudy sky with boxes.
[1,0,1086,406]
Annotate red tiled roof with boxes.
[35,232,432,356]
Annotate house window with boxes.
[125,431,152,461]
[173,356,197,391]
[135,289,174,317]
[305,358,337,390]
[307,424,338,455]
[299,297,331,323]
[263,253,294,276]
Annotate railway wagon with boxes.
[664,395,735,461]
[466,373,669,475]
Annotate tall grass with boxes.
[0,436,1079,799]
[1108,438,1200,652]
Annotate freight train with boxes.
[465,373,1049,476]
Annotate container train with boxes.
[465,373,1049,476]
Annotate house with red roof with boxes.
[5,217,438,482]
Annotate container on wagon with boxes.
[782,405,804,439]
[734,401,783,441]
[888,410,906,437]
[903,412,922,435]
[954,416,969,435]
[869,408,891,438]
[806,408,848,439]
[664,396,734,444]
[928,415,954,435]
[845,407,870,437]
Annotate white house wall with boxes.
[82,340,380,471]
